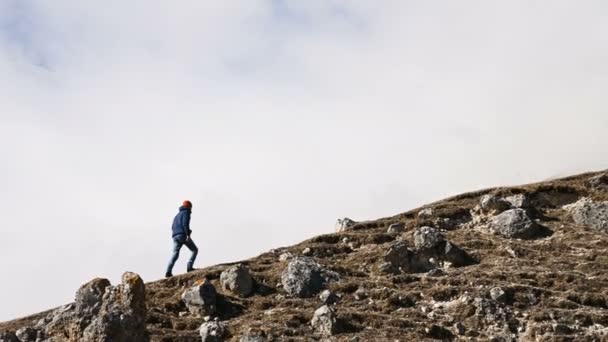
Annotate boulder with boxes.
[335,218,357,233]
[220,264,253,297]
[564,198,608,233]
[15,327,39,342]
[41,272,147,342]
[588,173,608,188]
[311,305,339,336]
[383,241,414,273]
[480,194,511,214]
[490,287,507,303]
[0,332,19,342]
[418,208,434,218]
[182,279,218,316]
[387,222,405,235]
[281,257,339,298]
[75,277,111,315]
[319,289,339,305]
[504,194,530,209]
[200,321,226,342]
[240,335,266,342]
[488,209,541,239]
[414,227,444,250]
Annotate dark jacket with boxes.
[172,206,192,238]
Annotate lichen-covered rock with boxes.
[39,272,147,342]
[504,194,530,209]
[335,218,357,233]
[0,332,19,342]
[200,321,226,342]
[480,194,511,214]
[488,209,541,239]
[182,279,217,316]
[281,257,338,298]
[414,227,444,250]
[564,198,608,233]
[310,305,338,336]
[387,222,405,235]
[220,264,253,297]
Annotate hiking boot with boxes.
[187,267,197,273]
[165,272,173,278]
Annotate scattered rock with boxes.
[302,247,313,256]
[354,288,368,300]
[310,305,339,336]
[387,222,405,235]
[383,241,414,273]
[335,218,357,233]
[490,287,507,303]
[319,290,338,305]
[564,198,608,233]
[220,264,254,297]
[418,208,434,218]
[281,257,339,298]
[200,321,227,342]
[414,227,444,250]
[182,279,217,316]
[240,333,266,342]
[588,173,608,188]
[488,209,542,239]
[480,194,511,214]
[504,194,530,209]
[279,252,293,262]
[15,327,38,342]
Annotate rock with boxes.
[490,287,507,303]
[425,324,454,339]
[454,322,466,335]
[311,305,339,336]
[480,194,511,214]
[335,217,357,233]
[354,288,368,300]
[319,290,338,305]
[383,241,414,273]
[443,241,474,267]
[40,272,147,342]
[504,194,530,209]
[302,247,313,256]
[418,208,434,218]
[588,173,608,188]
[240,334,266,342]
[15,327,38,342]
[182,279,217,316]
[75,277,112,315]
[564,198,608,233]
[281,257,338,298]
[279,252,293,262]
[414,227,444,250]
[488,209,541,239]
[0,332,19,342]
[220,264,253,297]
[200,321,226,342]
[387,222,405,235]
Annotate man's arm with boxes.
[183,212,191,237]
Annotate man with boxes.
[165,200,198,277]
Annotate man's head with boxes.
[182,200,193,209]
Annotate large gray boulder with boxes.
[220,264,253,297]
[564,198,608,233]
[310,305,339,336]
[488,209,541,239]
[40,272,147,342]
[200,321,226,342]
[504,194,530,209]
[414,227,444,250]
[281,257,338,298]
[335,218,357,233]
[182,279,217,316]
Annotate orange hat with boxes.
[182,200,192,208]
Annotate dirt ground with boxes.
[2,170,608,341]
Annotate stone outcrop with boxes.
[182,279,218,316]
[281,257,339,298]
[220,264,254,298]
[564,198,608,233]
[335,218,357,233]
[488,208,542,239]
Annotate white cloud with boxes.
[0,1,607,321]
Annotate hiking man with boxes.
[165,200,198,277]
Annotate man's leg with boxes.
[184,238,199,271]
[166,238,184,276]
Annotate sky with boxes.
[0,0,607,321]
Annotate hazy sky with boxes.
[1,1,607,321]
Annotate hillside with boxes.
[1,170,608,341]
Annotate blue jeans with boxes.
[166,234,198,274]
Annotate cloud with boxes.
[0,1,607,321]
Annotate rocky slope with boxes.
[2,171,608,341]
